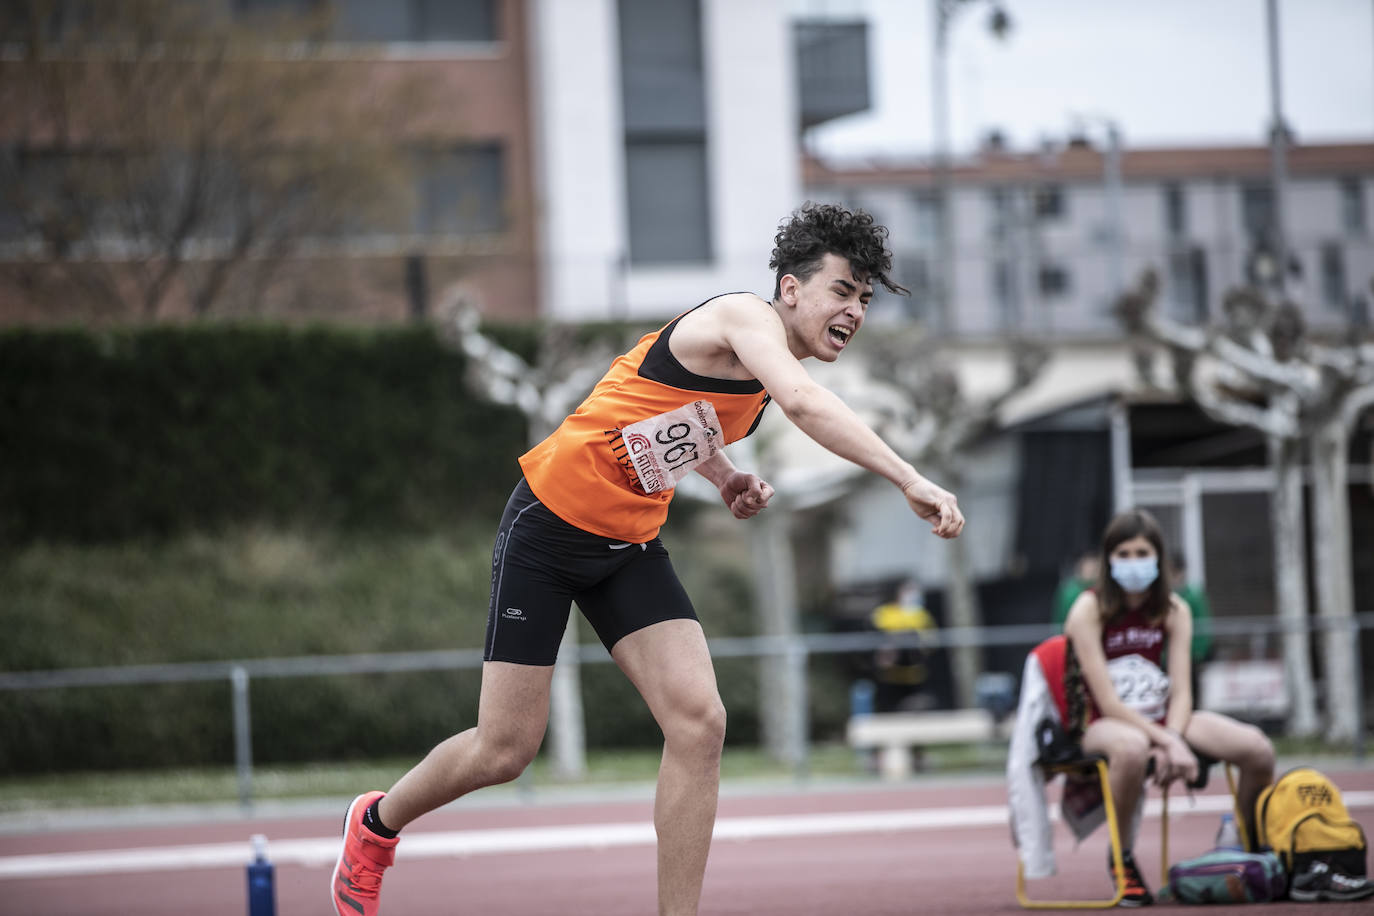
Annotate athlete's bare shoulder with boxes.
[1065,588,1103,632]
[673,293,781,380]
[697,291,775,322]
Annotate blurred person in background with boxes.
[1052,549,1100,629]
[331,202,964,916]
[1062,508,1273,907]
[1171,553,1213,670]
[869,577,939,712]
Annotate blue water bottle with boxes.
[246,834,276,916]
[1215,813,1242,850]
[850,679,875,717]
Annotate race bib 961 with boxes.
[621,400,722,494]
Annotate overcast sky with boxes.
[801,0,1374,159]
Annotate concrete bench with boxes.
[846,708,1010,780]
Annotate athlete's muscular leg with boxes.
[1182,710,1275,846]
[377,661,553,831]
[1081,717,1153,845]
[613,619,726,916]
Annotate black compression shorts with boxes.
[483,478,699,666]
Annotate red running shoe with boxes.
[332,792,398,916]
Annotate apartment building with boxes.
[0,0,871,324]
[6,1,1367,337]
[804,139,1374,339]
[0,0,540,322]
[531,0,852,321]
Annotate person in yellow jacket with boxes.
[331,203,965,916]
[870,578,939,712]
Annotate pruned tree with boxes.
[1118,269,1374,740]
[859,331,1050,709]
[0,0,412,319]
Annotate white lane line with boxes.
[2,791,1371,880]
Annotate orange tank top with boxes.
[518,307,771,542]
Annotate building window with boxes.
[233,0,322,17]
[992,258,1019,329]
[0,147,209,244]
[234,0,309,10]
[794,20,871,129]
[1320,243,1346,311]
[411,0,497,41]
[237,1,500,42]
[618,0,711,265]
[1340,178,1366,235]
[1033,184,1064,220]
[987,187,1012,239]
[1169,245,1209,324]
[1164,183,1186,237]
[896,253,931,300]
[412,144,505,236]
[1038,264,1070,298]
[1241,183,1274,243]
[911,190,943,246]
[624,140,710,263]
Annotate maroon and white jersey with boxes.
[1101,606,1166,667]
[1095,605,1170,723]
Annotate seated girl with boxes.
[1064,508,1275,907]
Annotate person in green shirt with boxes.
[1172,553,1213,665]
[1052,551,1099,629]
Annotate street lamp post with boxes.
[1265,0,1290,292]
[930,0,1010,335]
[1103,121,1124,299]
[931,1,956,336]
[1073,114,1126,310]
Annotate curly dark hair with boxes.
[769,201,908,300]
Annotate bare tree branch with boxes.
[0,0,414,319]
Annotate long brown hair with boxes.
[1095,507,1173,624]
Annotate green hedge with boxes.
[0,323,528,543]
[0,321,859,773]
[0,523,816,772]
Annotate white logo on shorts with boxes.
[502,607,526,621]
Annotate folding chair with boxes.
[1008,636,1238,909]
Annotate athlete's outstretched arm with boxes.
[714,298,963,538]
[695,451,773,519]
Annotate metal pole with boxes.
[1104,122,1125,300]
[1110,399,1133,512]
[931,0,953,335]
[549,617,587,779]
[1182,473,1206,589]
[789,640,811,780]
[231,665,254,811]
[1352,617,1366,763]
[1265,0,1289,291]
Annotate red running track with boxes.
[3,767,1372,915]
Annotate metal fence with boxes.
[2,613,1369,807]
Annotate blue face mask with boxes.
[1110,556,1159,593]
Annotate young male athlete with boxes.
[332,202,964,916]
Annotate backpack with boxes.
[1166,848,1286,904]
[1256,767,1368,882]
